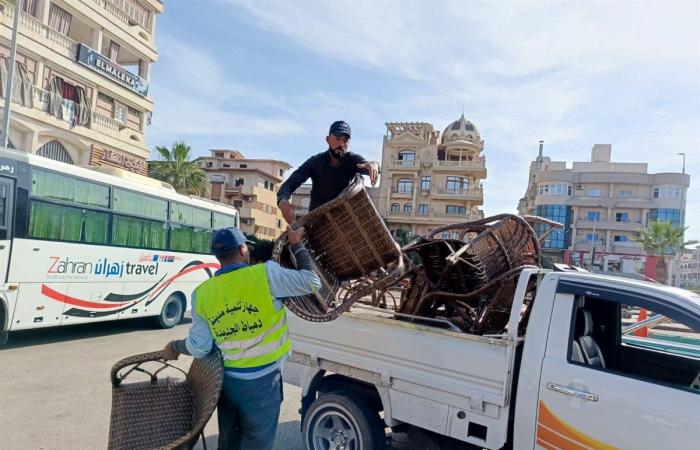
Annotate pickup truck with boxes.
[284,267,700,450]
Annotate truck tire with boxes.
[302,391,386,450]
[156,294,184,329]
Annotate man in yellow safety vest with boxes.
[163,225,320,450]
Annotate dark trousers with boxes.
[217,369,283,450]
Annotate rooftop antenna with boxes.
[536,140,544,173]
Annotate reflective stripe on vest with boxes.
[194,264,291,369]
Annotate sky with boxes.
[146,0,700,240]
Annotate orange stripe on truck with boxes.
[537,401,618,449]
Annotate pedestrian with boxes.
[162,226,320,450]
[277,120,380,224]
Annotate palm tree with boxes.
[634,221,698,283]
[149,141,208,196]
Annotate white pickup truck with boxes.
[284,268,700,450]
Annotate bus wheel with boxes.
[156,294,184,329]
[302,391,386,450]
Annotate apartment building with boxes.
[669,248,700,290]
[289,183,310,223]
[198,149,291,240]
[0,0,161,175]
[519,143,689,275]
[375,114,486,239]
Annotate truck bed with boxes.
[285,305,522,448]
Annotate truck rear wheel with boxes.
[302,391,386,450]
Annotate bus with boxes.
[0,147,238,343]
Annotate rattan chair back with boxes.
[108,350,223,450]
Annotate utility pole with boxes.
[2,0,21,148]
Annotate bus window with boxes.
[84,210,109,244]
[170,203,213,253]
[213,211,237,229]
[0,184,6,228]
[113,188,167,220]
[112,215,167,249]
[32,170,109,208]
[28,201,82,242]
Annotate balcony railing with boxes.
[388,159,420,169]
[391,187,414,196]
[92,111,122,132]
[85,0,153,33]
[432,187,483,199]
[433,158,486,170]
[0,2,78,59]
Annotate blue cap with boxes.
[329,120,351,138]
[210,227,253,255]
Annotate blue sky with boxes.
[146,0,700,239]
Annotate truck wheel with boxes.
[302,391,385,450]
[156,294,184,329]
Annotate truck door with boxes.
[536,279,700,449]
[0,176,13,282]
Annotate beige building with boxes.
[289,183,310,222]
[519,144,689,272]
[375,114,486,239]
[198,149,291,240]
[0,0,161,175]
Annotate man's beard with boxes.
[330,146,345,159]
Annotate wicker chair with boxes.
[273,174,405,322]
[108,350,223,450]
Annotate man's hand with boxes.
[162,341,180,361]
[287,225,305,245]
[357,162,379,187]
[279,200,298,225]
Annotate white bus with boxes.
[0,147,238,343]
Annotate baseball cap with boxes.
[329,120,351,138]
[210,227,254,255]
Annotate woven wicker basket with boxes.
[273,174,404,322]
[108,350,223,450]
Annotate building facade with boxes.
[669,248,700,290]
[289,183,310,223]
[519,144,689,276]
[375,114,486,239]
[198,149,290,240]
[0,0,161,175]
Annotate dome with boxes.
[441,113,481,144]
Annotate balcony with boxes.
[576,219,644,232]
[612,241,644,255]
[431,187,483,201]
[390,187,413,198]
[0,2,77,59]
[85,0,154,33]
[224,184,243,194]
[387,159,420,171]
[432,158,486,173]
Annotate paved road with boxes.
[0,317,450,450]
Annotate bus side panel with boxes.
[10,283,66,330]
[62,282,125,326]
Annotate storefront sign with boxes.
[76,44,149,97]
[100,148,147,174]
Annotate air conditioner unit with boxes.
[576,184,585,190]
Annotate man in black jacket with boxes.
[276,120,379,224]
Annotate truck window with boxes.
[567,295,700,394]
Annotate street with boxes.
[0,317,439,450]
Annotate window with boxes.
[301,198,310,208]
[20,0,37,17]
[614,235,628,242]
[417,204,429,216]
[28,201,108,244]
[403,203,412,214]
[114,189,167,220]
[537,183,572,196]
[277,219,282,228]
[206,162,213,168]
[48,4,72,35]
[535,204,572,249]
[618,190,633,198]
[279,169,284,177]
[616,212,629,223]
[390,203,400,213]
[223,163,230,168]
[212,212,237,229]
[442,232,450,239]
[239,164,247,168]
[446,176,465,191]
[396,179,413,194]
[563,285,700,395]
[112,215,167,249]
[32,170,109,208]
[169,203,213,253]
[398,150,416,166]
[586,233,601,242]
[114,102,128,124]
[587,189,602,197]
[269,183,274,192]
[587,211,601,221]
[235,178,244,187]
[446,205,466,215]
[649,209,681,228]
[421,176,431,191]
[264,181,269,189]
[653,187,681,199]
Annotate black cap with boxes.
[329,120,351,138]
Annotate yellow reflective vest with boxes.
[194,264,291,369]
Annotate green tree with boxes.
[634,221,698,283]
[148,141,208,196]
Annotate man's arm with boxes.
[163,294,213,360]
[348,153,379,186]
[277,158,315,223]
[266,227,321,298]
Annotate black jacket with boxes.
[277,150,369,211]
